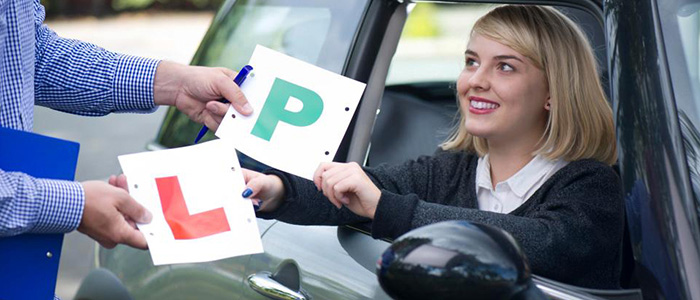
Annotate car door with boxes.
[610,0,700,298]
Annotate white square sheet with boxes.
[216,45,366,179]
[118,139,263,265]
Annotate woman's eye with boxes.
[466,58,479,67]
[499,63,515,72]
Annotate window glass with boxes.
[366,3,491,167]
[156,0,369,151]
[659,0,700,241]
[385,3,493,85]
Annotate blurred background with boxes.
[42,0,222,17]
[37,1,217,299]
[34,1,479,298]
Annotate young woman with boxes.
[242,5,623,289]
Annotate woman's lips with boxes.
[468,96,499,114]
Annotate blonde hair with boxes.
[441,5,617,165]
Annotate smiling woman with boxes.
[245,4,624,290]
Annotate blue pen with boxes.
[194,65,254,144]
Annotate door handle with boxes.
[247,271,308,300]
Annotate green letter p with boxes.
[251,78,324,141]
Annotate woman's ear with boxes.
[544,97,551,111]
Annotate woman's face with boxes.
[457,34,550,146]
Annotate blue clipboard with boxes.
[0,126,80,300]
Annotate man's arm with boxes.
[33,4,159,115]
[0,169,151,249]
[32,1,251,128]
[0,169,83,236]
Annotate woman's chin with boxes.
[464,126,492,139]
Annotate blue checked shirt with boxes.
[0,0,159,237]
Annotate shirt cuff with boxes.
[371,190,419,239]
[32,179,84,233]
[113,55,160,113]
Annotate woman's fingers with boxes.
[321,166,349,207]
[313,163,327,191]
[314,162,344,191]
[322,165,363,208]
[314,162,375,213]
[241,169,285,213]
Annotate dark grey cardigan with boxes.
[258,150,624,289]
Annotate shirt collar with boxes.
[476,154,494,191]
[476,154,560,197]
[505,155,556,197]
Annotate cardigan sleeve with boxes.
[255,151,468,226]
[255,168,369,226]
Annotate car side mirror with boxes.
[376,221,547,300]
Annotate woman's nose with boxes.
[466,68,490,91]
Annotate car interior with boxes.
[362,3,641,298]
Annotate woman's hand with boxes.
[241,169,285,212]
[313,162,381,219]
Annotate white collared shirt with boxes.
[476,154,569,214]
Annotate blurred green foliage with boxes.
[41,0,224,17]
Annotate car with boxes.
[74,0,700,299]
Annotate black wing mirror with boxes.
[376,221,547,300]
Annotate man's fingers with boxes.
[217,67,237,80]
[99,240,118,249]
[126,217,137,229]
[206,101,230,118]
[119,226,149,250]
[118,196,152,224]
[202,113,221,132]
[210,114,224,129]
[116,174,129,191]
[216,76,253,115]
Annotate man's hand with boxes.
[79,180,152,249]
[153,61,253,131]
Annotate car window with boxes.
[385,3,493,86]
[155,0,370,157]
[367,3,490,167]
[658,0,700,242]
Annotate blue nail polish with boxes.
[253,203,260,212]
[242,187,253,198]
